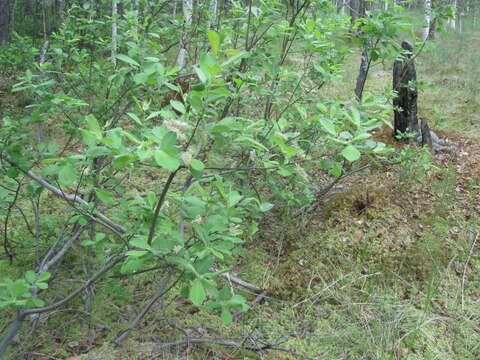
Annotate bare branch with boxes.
[220,272,263,293]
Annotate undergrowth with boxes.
[1,24,480,360]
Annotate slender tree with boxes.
[112,0,118,66]
[354,0,368,101]
[423,0,432,40]
[0,0,11,43]
[207,0,218,29]
[177,0,193,69]
[350,0,359,24]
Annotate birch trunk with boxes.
[207,0,218,29]
[423,0,432,41]
[112,0,117,66]
[177,0,193,70]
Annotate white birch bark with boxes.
[448,0,457,30]
[207,0,218,29]
[112,0,117,66]
[177,0,193,70]
[423,0,432,41]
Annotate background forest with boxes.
[0,0,479,359]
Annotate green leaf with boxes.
[152,236,174,254]
[36,282,48,290]
[189,279,206,306]
[96,189,115,205]
[85,114,102,136]
[130,237,151,250]
[147,191,157,209]
[203,269,229,279]
[170,100,186,114]
[277,167,292,177]
[121,257,145,274]
[25,271,36,283]
[161,131,178,151]
[86,146,110,158]
[190,159,205,178]
[166,255,198,275]
[37,272,51,282]
[95,233,106,242]
[221,307,233,325]
[226,294,248,307]
[341,145,361,162]
[30,298,45,307]
[194,66,208,83]
[221,50,248,67]
[351,107,361,126]
[113,154,136,169]
[154,150,181,172]
[190,159,204,172]
[117,54,140,67]
[259,202,274,212]
[228,191,242,207]
[58,162,76,186]
[319,118,336,136]
[210,248,224,260]
[125,250,149,257]
[127,112,143,125]
[208,30,221,54]
[235,136,268,151]
[11,281,29,297]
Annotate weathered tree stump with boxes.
[420,117,433,151]
[393,41,418,138]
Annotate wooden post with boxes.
[393,41,418,138]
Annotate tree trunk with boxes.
[207,0,217,29]
[0,0,11,43]
[58,0,64,23]
[354,52,369,101]
[420,117,433,150]
[428,0,436,39]
[353,0,368,101]
[393,41,419,137]
[177,0,193,70]
[350,0,359,24]
[112,0,117,66]
[423,0,432,41]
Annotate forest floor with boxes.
[2,32,480,360]
[69,31,480,360]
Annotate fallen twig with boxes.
[150,335,319,360]
[219,272,263,293]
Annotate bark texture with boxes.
[0,0,11,43]
[393,41,418,137]
[420,117,433,150]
